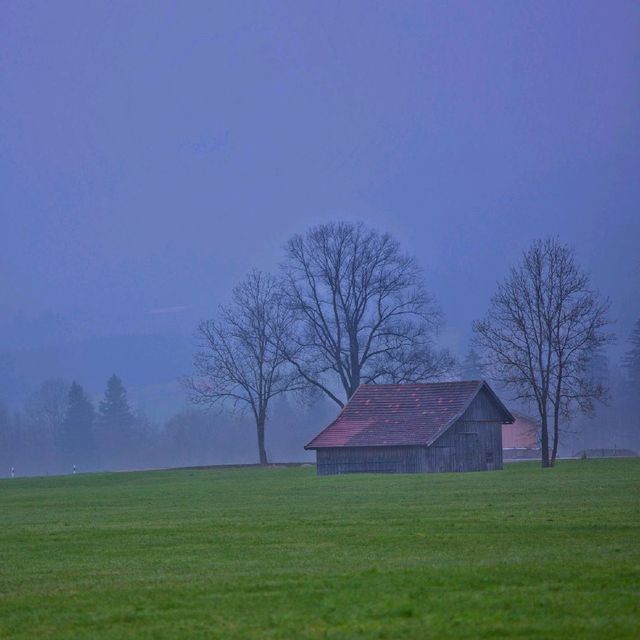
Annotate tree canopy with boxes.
[281,221,453,406]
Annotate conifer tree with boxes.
[460,348,484,380]
[60,382,96,470]
[98,375,134,464]
[621,319,640,444]
[622,319,640,386]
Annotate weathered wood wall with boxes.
[316,446,424,475]
[428,419,503,472]
[315,387,505,475]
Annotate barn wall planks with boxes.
[316,446,426,475]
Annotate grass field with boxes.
[0,460,638,639]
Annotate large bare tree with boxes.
[186,270,298,464]
[473,238,612,467]
[281,221,453,406]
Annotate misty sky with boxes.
[1,1,639,387]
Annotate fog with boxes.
[1,2,639,476]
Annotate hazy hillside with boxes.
[0,332,193,417]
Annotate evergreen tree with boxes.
[60,382,96,470]
[622,318,640,386]
[0,401,11,475]
[621,319,640,446]
[460,348,484,380]
[98,375,134,466]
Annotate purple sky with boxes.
[1,1,639,364]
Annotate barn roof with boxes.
[509,410,539,425]
[305,380,514,449]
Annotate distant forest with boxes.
[1,223,639,476]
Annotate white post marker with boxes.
[73,464,76,475]
[10,466,15,478]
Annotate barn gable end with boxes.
[429,387,506,473]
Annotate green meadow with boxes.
[0,459,638,639]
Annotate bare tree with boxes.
[186,270,299,464]
[473,238,612,467]
[26,378,70,456]
[281,221,453,406]
[24,378,70,437]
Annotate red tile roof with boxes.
[305,381,513,449]
[509,410,538,425]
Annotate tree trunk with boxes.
[540,412,551,468]
[551,406,560,467]
[256,418,268,465]
[348,331,361,399]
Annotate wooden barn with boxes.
[502,411,541,460]
[305,381,514,475]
